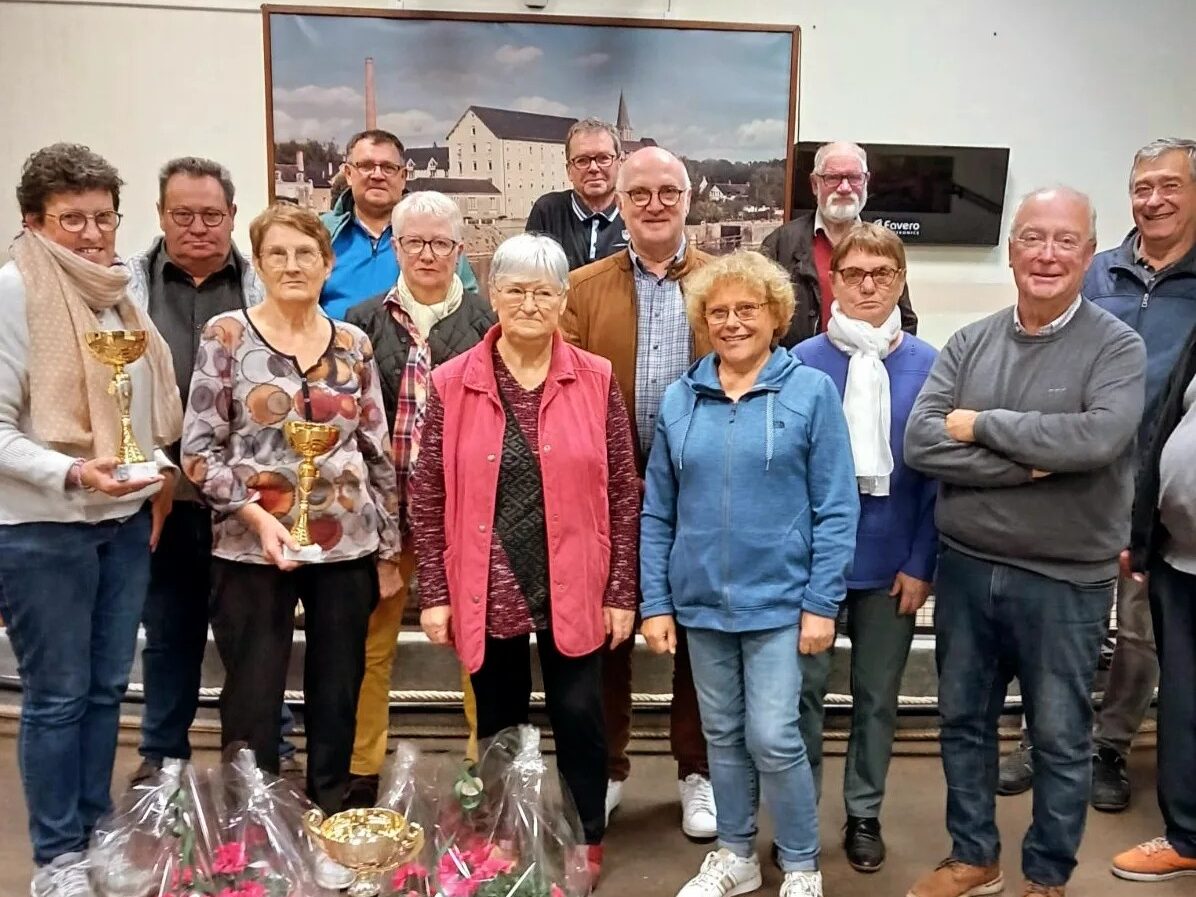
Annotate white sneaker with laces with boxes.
[780,870,823,897]
[30,852,94,897]
[679,774,718,840]
[605,778,624,825]
[676,848,762,897]
[314,853,356,891]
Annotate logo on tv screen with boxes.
[873,218,922,237]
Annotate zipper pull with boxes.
[1141,290,1151,309]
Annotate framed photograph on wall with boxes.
[262,5,800,278]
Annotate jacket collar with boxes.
[1108,227,1196,280]
[615,240,704,281]
[462,325,577,396]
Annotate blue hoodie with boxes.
[640,348,860,632]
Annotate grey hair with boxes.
[566,118,622,158]
[158,156,235,207]
[17,143,124,216]
[1130,137,1196,187]
[1011,186,1098,244]
[489,233,570,293]
[391,190,463,241]
[813,141,868,174]
[615,146,692,191]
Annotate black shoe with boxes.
[343,774,380,809]
[1091,747,1130,812]
[844,816,885,873]
[998,740,1034,796]
[128,756,163,789]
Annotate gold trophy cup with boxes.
[303,807,425,897]
[84,330,160,482]
[283,420,339,562]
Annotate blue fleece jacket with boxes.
[792,333,939,589]
[639,348,860,631]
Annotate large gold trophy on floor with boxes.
[283,419,339,562]
[304,807,425,897]
[84,330,160,481]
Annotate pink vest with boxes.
[432,327,614,673]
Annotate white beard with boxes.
[820,191,866,223]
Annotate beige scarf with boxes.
[11,230,183,458]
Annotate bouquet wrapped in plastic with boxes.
[89,759,224,897]
[431,726,591,897]
[376,742,437,897]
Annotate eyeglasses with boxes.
[45,210,122,233]
[396,236,459,258]
[1013,232,1087,256]
[814,172,868,189]
[569,153,617,171]
[705,302,765,324]
[835,266,903,287]
[167,208,227,228]
[494,285,563,307]
[350,160,404,178]
[620,186,687,208]
[260,247,324,271]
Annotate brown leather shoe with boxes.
[1022,883,1064,896]
[908,859,1004,897]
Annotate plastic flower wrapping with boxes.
[430,726,590,897]
[376,741,437,897]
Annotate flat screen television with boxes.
[790,142,1011,246]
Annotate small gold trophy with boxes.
[303,807,425,897]
[84,330,160,482]
[283,420,339,562]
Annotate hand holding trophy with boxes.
[282,419,339,563]
[85,330,161,482]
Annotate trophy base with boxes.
[115,461,160,482]
[283,543,323,563]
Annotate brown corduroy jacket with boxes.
[561,244,712,463]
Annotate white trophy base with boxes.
[283,543,323,563]
[116,461,161,482]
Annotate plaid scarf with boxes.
[386,273,463,531]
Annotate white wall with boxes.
[2,0,1195,345]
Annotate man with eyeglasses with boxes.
[320,129,478,320]
[762,141,917,347]
[562,146,717,842]
[905,187,1145,897]
[526,118,627,270]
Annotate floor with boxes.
[0,737,1186,897]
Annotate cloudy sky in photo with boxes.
[269,14,795,162]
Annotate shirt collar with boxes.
[628,236,687,277]
[154,240,239,285]
[813,208,860,239]
[570,191,619,223]
[1013,294,1083,336]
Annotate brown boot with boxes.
[908,859,1004,897]
[1022,883,1064,896]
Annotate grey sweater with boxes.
[905,300,1145,582]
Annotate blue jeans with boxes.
[688,625,819,872]
[935,546,1113,886]
[0,507,152,865]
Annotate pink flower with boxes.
[235,882,267,897]
[212,842,248,875]
[216,889,239,897]
[551,886,566,897]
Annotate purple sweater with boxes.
[792,333,939,589]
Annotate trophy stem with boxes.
[110,366,148,465]
[347,872,383,897]
[290,456,317,546]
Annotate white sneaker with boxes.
[30,852,94,897]
[605,778,624,825]
[679,774,718,840]
[314,853,356,891]
[780,870,823,897]
[676,848,762,897]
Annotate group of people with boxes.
[0,120,1193,897]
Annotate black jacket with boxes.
[1130,322,1196,573]
[526,189,626,271]
[761,211,919,348]
[345,291,496,432]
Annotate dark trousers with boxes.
[603,624,708,781]
[210,556,375,813]
[471,632,606,845]
[935,546,1112,887]
[1148,560,1196,858]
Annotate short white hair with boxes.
[1011,185,1098,244]
[489,233,569,292]
[813,141,868,174]
[391,190,463,241]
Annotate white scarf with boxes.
[395,271,464,340]
[826,301,901,496]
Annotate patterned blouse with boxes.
[181,310,401,565]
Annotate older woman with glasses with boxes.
[181,204,400,885]
[343,191,495,806]
[640,250,858,897]
[0,143,182,896]
[412,233,640,885]
[793,222,938,874]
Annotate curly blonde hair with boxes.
[684,250,796,342]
